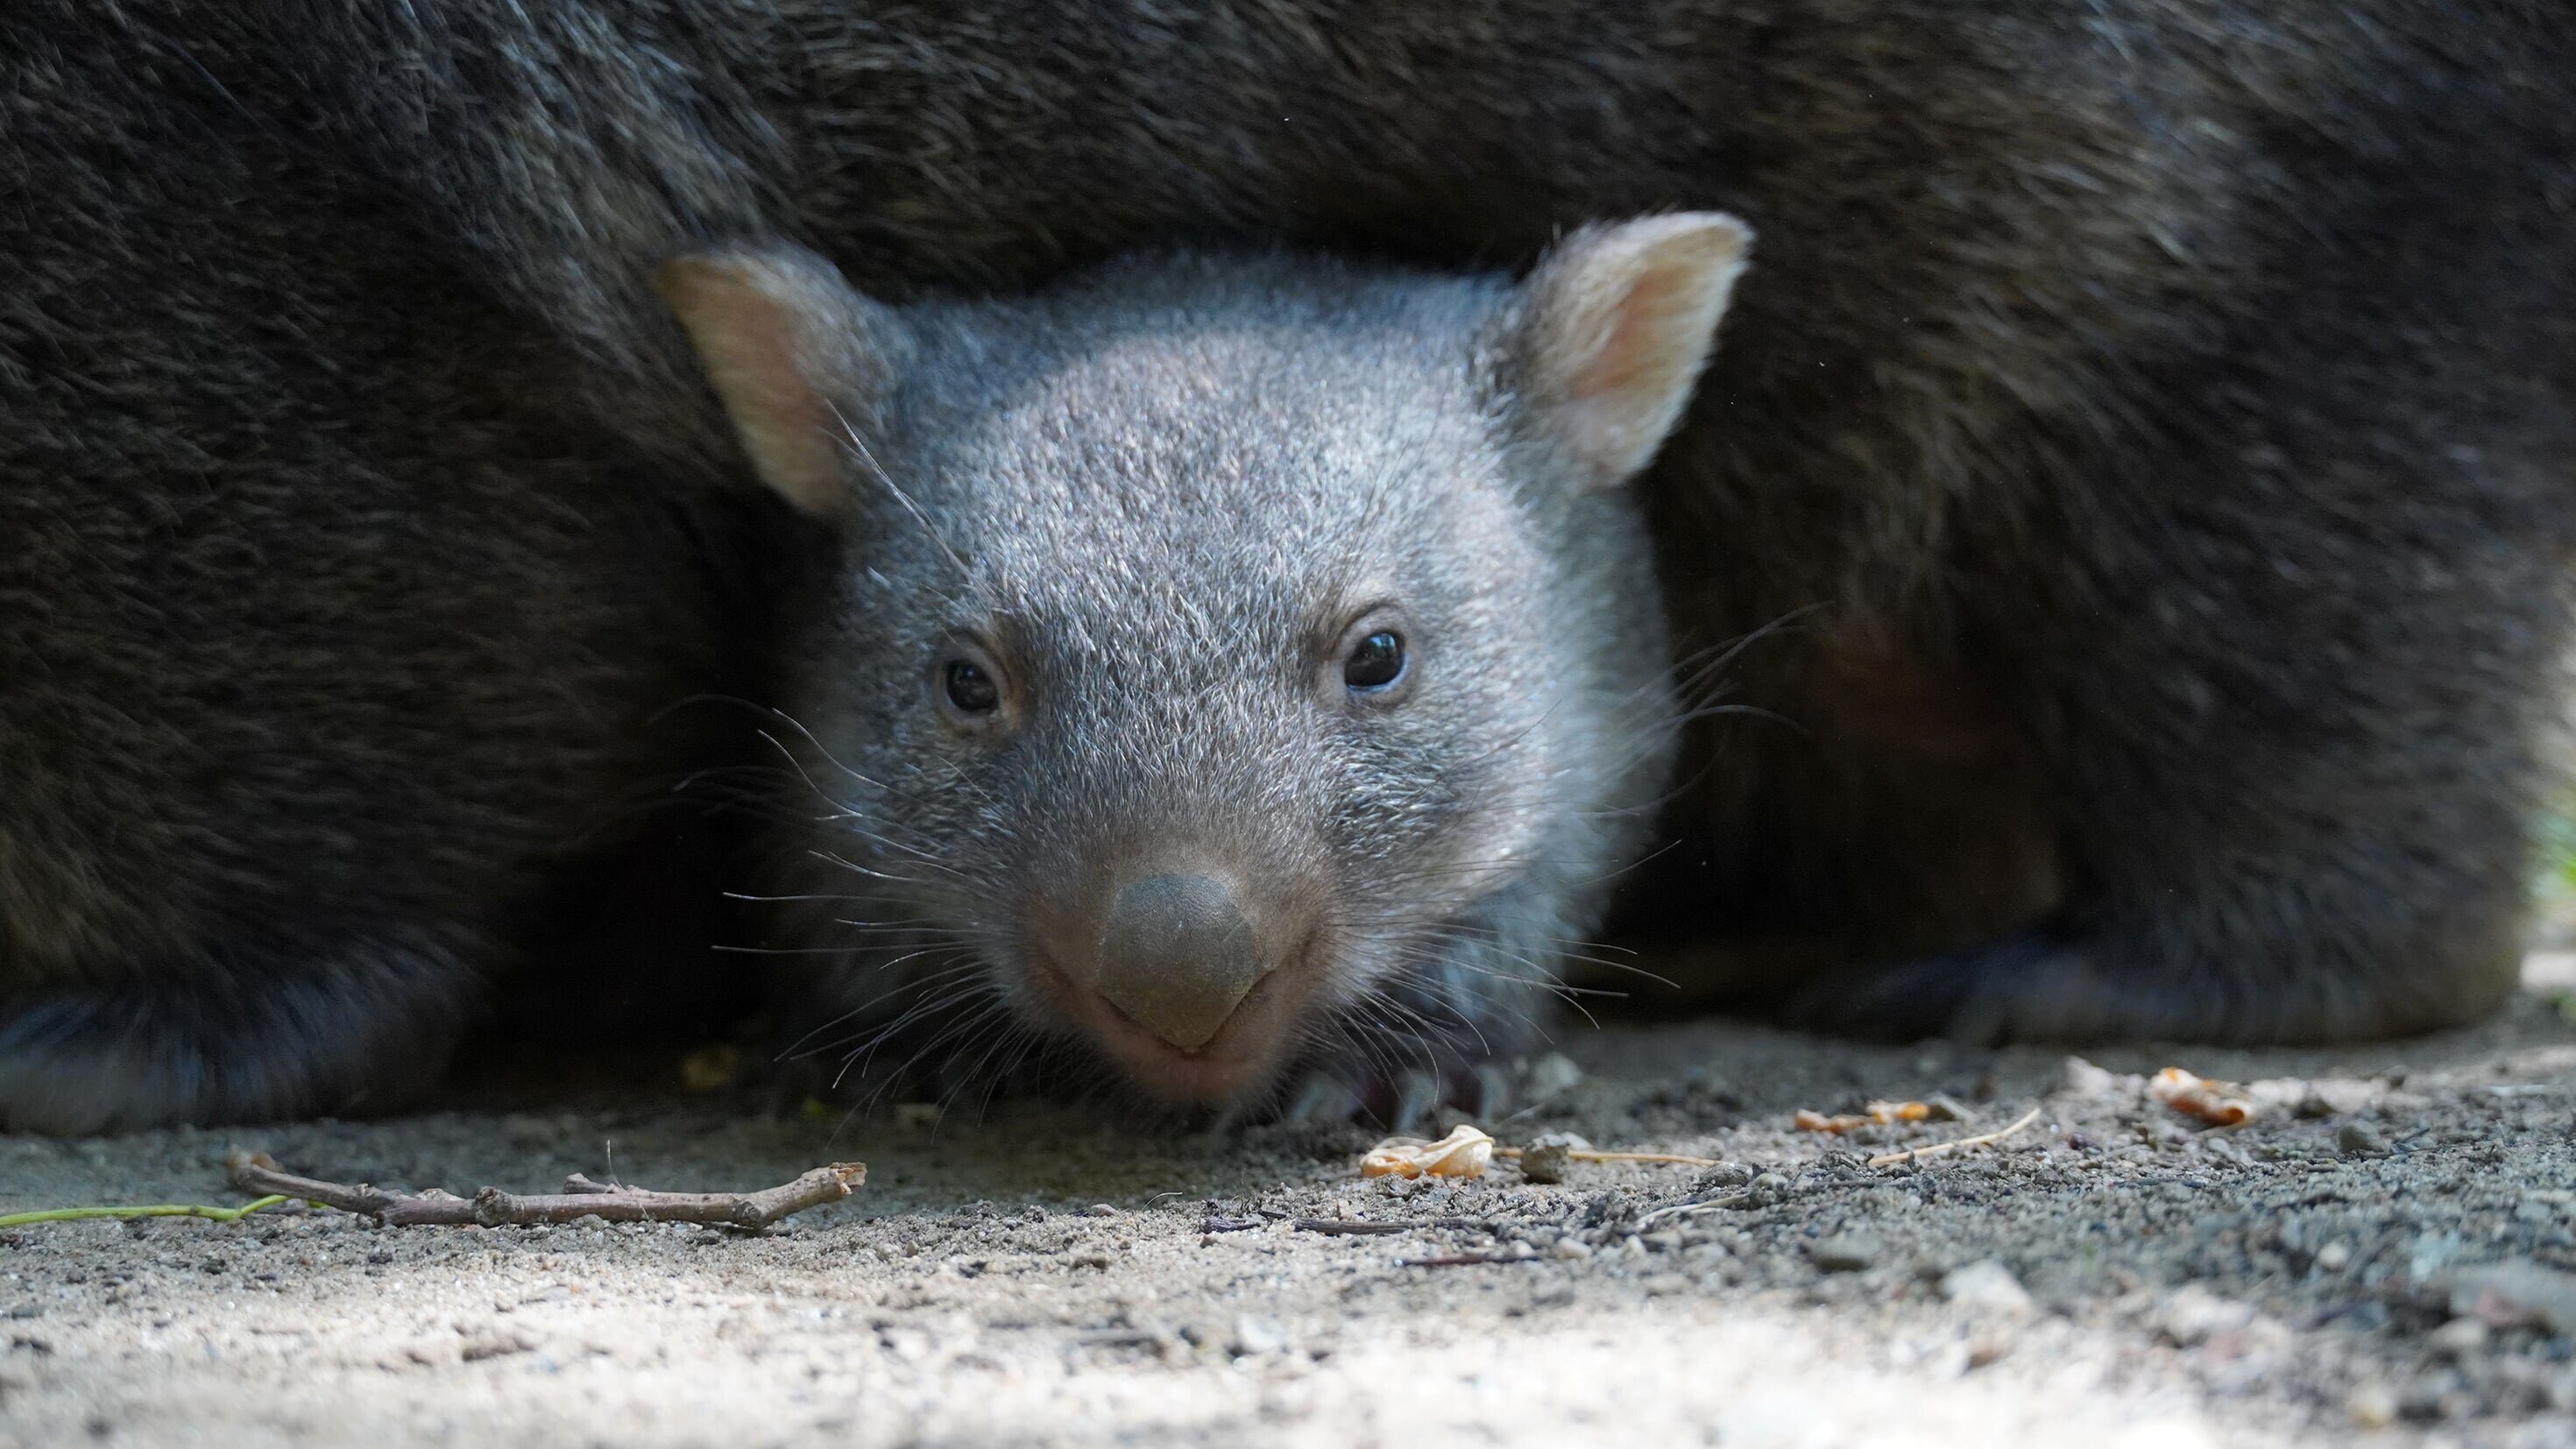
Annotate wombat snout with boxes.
[1026,862,1319,1099]
[1093,873,1266,1050]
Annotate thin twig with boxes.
[1293,1216,1494,1236]
[225,1156,865,1230]
[1635,1191,1756,1228]
[1867,1106,2042,1168]
[1492,1147,1726,1168]
[1395,1250,1540,1268]
[1074,1327,1173,1349]
[0,1195,290,1229]
[1634,1173,1889,1228]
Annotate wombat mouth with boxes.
[1024,931,1328,1104]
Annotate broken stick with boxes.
[1293,1216,1495,1236]
[1498,1147,1723,1168]
[224,1153,865,1230]
[1866,1106,2043,1168]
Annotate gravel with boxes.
[4,957,2575,1447]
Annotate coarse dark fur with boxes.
[4,1,2570,1130]
[0,4,796,1134]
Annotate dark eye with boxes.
[1342,631,1407,693]
[943,658,1001,715]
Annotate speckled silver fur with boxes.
[746,249,1681,1114]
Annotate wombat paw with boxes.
[1780,927,2459,1045]
[0,933,475,1134]
[1277,1057,1515,1133]
[1776,931,2332,1044]
[1777,932,2104,1044]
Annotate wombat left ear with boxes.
[656,245,910,516]
[1513,212,1752,486]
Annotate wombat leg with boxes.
[1390,1069,1444,1134]
[1280,1074,1365,1126]
[1276,1057,1513,1132]
[0,934,478,1135]
[1780,928,2523,1046]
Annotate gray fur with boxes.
[684,243,1688,1114]
[4,0,2571,1130]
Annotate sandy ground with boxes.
[6,959,2576,1449]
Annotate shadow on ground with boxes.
[5,958,2575,1448]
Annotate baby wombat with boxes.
[660,215,1748,1120]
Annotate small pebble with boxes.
[2336,1120,2388,1156]
[1517,1132,1594,1185]
[2058,1056,2120,1097]
[2156,1285,2255,1347]
[1229,1315,1288,1356]
[2315,1240,2353,1272]
[1808,1233,1878,1273]
[1552,1235,1594,1260]
[2426,1318,2488,1358]
[2346,1382,2399,1429]
[2448,1258,2576,1334]
[2395,1372,2454,1421]
[1940,1260,2035,1317]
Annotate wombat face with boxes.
[664,216,1747,1110]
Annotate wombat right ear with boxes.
[656,246,909,515]
[1513,213,1752,486]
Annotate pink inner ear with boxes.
[661,261,846,515]
[1573,261,1697,405]
[1532,217,1745,484]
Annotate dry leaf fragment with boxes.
[2148,1067,2254,1126]
[678,1043,740,1093]
[1794,1100,1936,1134]
[1361,1125,1495,1179]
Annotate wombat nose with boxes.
[1094,873,1264,1050]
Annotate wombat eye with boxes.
[1342,631,1407,693]
[943,659,1001,715]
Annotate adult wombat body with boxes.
[0,4,790,1134]
[6,0,2570,1129]
[660,219,1742,1117]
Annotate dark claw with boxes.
[1281,1073,1364,1126]
[1777,929,2404,1045]
[1389,1069,1442,1134]
[1263,1054,1513,1132]
[1778,932,2061,1044]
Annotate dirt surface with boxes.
[7,958,2576,1449]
